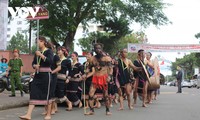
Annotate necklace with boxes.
[37,47,47,65]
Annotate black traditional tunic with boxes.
[66,62,84,106]
[133,60,148,94]
[117,59,131,87]
[55,58,71,98]
[50,54,60,99]
[30,49,53,105]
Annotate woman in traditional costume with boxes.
[66,52,84,110]
[55,46,72,111]
[20,36,53,120]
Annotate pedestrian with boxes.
[1,58,8,73]
[83,52,95,109]
[55,46,72,111]
[133,49,149,107]
[145,52,154,104]
[176,66,182,93]
[19,36,53,120]
[41,43,62,115]
[6,49,23,97]
[66,52,84,110]
[117,48,140,110]
[84,43,113,115]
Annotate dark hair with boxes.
[71,51,79,61]
[94,43,104,49]
[88,51,93,56]
[120,48,127,54]
[38,36,52,48]
[1,58,7,63]
[72,51,78,57]
[147,52,152,57]
[138,49,144,54]
[57,46,69,57]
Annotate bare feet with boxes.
[19,115,31,120]
[66,101,72,111]
[79,102,83,108]
[94,102,101,108]
[51,111,56,115]
[117,107,124,111]
[142,104,148,108]
[129,106,134,110]
[84,111,94,115]
[106,111,112,115]
[41,112,47,115]
[44,115,51,120]
[114,99,118,104]
[84,106,89,109]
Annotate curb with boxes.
[0,99,29,111]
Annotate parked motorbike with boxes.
[0,72,31,93]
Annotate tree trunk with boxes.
[63,31,76,51]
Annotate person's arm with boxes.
[146,60,154,69]
[35,49,53,65]
[52,56,61,74]
[6,66,11,77]
[86,67,95,78]
[129,59,142,71]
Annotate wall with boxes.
[0,50,34,73]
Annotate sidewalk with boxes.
[0,91,29,111]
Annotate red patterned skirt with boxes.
[92,75,108,90]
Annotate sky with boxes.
[135,0,200,76]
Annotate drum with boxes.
[148,57,160,90]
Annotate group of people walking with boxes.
[18,36,160,120]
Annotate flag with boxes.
[160,61,164,65]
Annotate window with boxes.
[7,34,10,38]
[17,21,22,25]
[7,28,11,31]
[17,27,22,31]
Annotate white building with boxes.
[74,23,104,55]
[7,18,36,47]
[0,0,8,50]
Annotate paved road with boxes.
[0,86,200,120]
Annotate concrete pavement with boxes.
[0,91,29,111]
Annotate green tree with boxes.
[7,32,29,54]
[195,32,200,39]
[9,0,169,49]
[31,44,37,54]
[171,53,196,79]
[78,31,142,58]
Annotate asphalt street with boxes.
[0,85,200,120]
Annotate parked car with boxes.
[181,80,192,88]
[190,79,197,87]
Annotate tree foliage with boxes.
[9,0,169,49]
[7,32,29,54]
[78,30,143,60]
[195,32,200,39]
[171,53,197,79]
